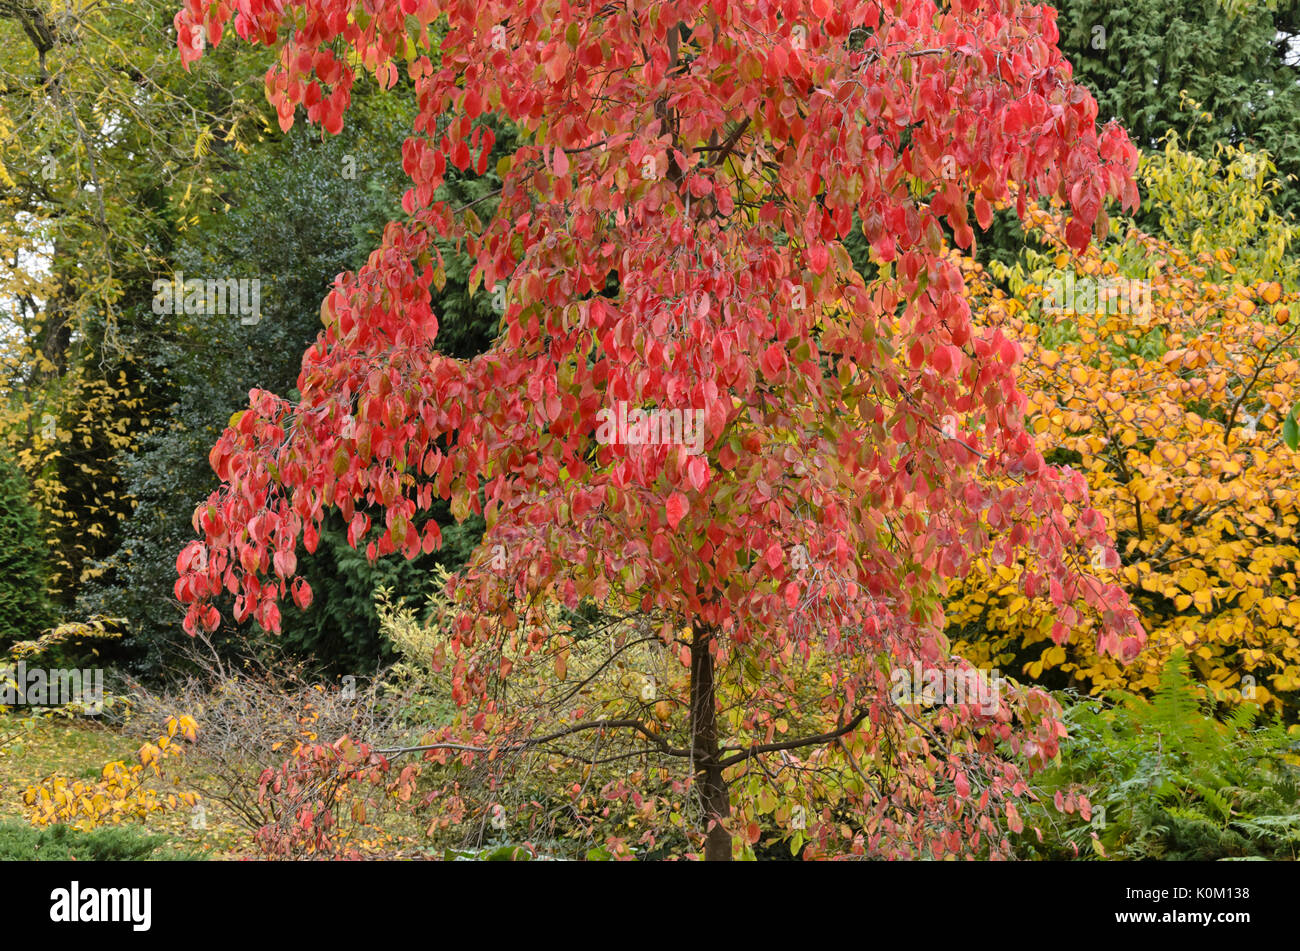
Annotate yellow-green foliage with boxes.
[1140,126,1298,287]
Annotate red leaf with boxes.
[1006,803,1024,834]
[760,344,785,378]
[273,548,297,578]
[687,456,710,491]
[665,492,688,530]
[808,243,829,274]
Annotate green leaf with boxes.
[1284,405,1299,450]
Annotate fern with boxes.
[1187,782,1233,825]
[1017,648,1300,860]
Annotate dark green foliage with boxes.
[1019,651,1300,860]
[1052,0,1300,217]
[0,819,203,861]
[79,92,515,678]
[276,508,483,676]
[0,452,54,649]
[76,91,420,676]
[418,116,518,359]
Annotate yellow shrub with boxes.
[950,204,1300,713]
[22,715,199,829]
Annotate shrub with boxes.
[124,649,417,857]
[950,203,1300,713]
[0,818,202,861]
[1017,651,1300,860]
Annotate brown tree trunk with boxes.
[689,624,731,861]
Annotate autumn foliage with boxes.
[951,202,1300,712]
[173,0,1142,858]
[22,715,199,829]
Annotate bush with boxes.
[950,204,1300,713]
[0,819,202,861]
[123,648,416,856]
[0,452,55,651]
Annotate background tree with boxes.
[0,0,269,612]
[0,448,54,647]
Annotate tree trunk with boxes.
[689,624,731,860]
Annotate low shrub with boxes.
[0,819,202,861]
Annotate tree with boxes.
[175,0,1143,859]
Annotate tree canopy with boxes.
[174,0,1144,859]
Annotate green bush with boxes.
[0,819,203,861]
[1018,651,1300,860]
[0,452,55,651]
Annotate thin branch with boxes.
[716,708,869,769]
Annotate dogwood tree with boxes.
[174,0,1143,859]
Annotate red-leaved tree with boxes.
[174,0,1144,859]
